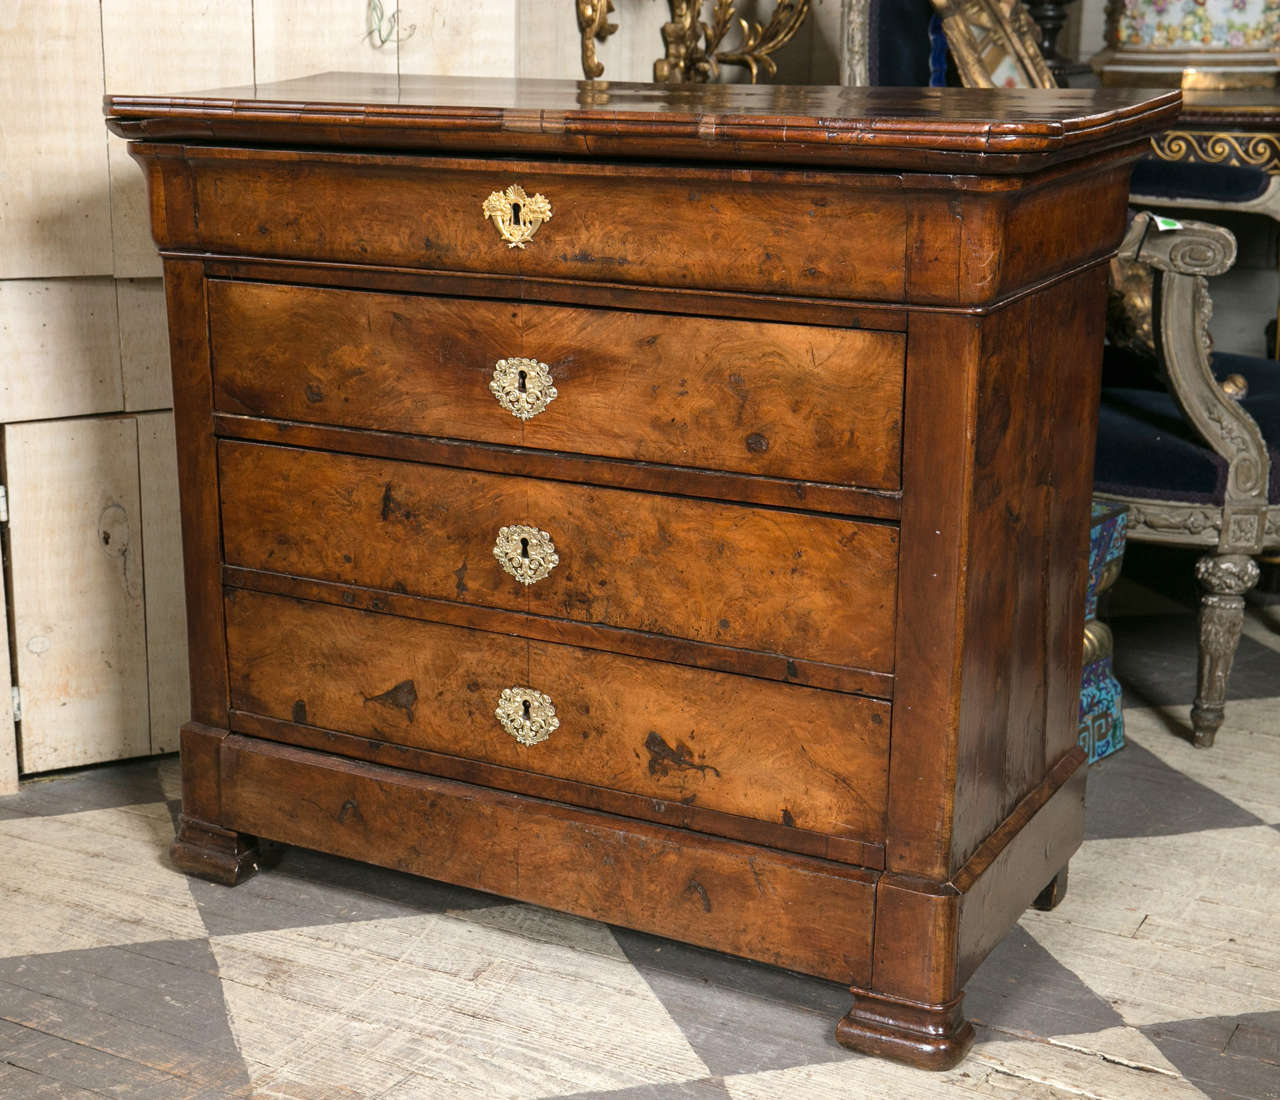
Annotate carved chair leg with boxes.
[1191,554,1261,748]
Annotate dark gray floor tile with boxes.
[1224,1010,1280,1064]
[560,1079,732,1100]
[187,839,504,936]
[612,930,853,1076]
[0,1016,191,1097]
[0,1060,101,1098]
[966,926,1127,1039]
[1140,1013,1280,1100]
[0,757,167,819]
[612,929,851,1017]
[1110,544,1199,611]
[1085,740,1263,840]
[1113,615,1280,707]
[0,938,249,1094]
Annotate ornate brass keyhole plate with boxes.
[495,686,559,746]
[493,524,559,585]
[482,184,552,248]
[490,357,557,420]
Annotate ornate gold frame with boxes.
[928,0,1055,89]
[1150,130,1280,173]
[577,0,809,84]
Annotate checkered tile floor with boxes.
[1,548,1277,1098]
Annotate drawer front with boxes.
[184,149,908,301]
[209,280,905,491]
[219,441,899,673]
[225,590,890,844]
[220,735,878,985]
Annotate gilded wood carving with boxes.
[577,0,809,83]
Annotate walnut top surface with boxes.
[105,72,1181,173]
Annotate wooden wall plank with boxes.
[102,1,255,278]
[517,0,666,81]
[0,279,123,423]
[400,0,518,78]
[0,520,17,793]
[517,2,830,83]
[254,0,396,84]
[6,418,150,772]
[0,1,112,279]
[137,412,188,754]
[116,280,171,412]
[515,3,580,79]
[805,0,844,84]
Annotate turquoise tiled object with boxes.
[1080,501,1127,764]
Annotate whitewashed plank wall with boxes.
[0,3,856,792]
[4,418,151,774]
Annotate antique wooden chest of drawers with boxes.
[105,75,1179,1069]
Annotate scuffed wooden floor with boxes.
[1,566,1277,1099]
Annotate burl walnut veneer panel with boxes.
[224,589,891,846]
[105,75,1179,1071]
[217,441,899,673]
[208,279,906,490]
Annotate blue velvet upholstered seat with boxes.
[1096,351,1280,507]
[1128,159,1272,206]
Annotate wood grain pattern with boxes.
[0,553,16,794]
[116,278,172,411]
[228,708,885,867]
[252,0,395,85]
[217,733,879,985]
[113,76,1177,1072]
[201,257,910,333]
[3,2,112,278]
[104,74,1182,173]
[101,0,254,278]
[209,280,905,489]
[168,148,911,303]
[137,412,189,755]
[212,413,903,521]
[218,441,899,672]
[221,565,894,699]
[886,271,1108,881]
[163,260,227,728]
[4,417,149,772]
[0,279,123,422]
[224,589,891,843]
[949,269,1105,871]
[397,0,519,80]
[954,754,1086,987]
[884,311,978,881]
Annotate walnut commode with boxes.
[105,74,1178,1070]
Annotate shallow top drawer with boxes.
[178,149,908,302]
[209,280,905,492]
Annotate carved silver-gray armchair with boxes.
[1097,211,1279,747]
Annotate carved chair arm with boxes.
[1115,212,1271,555]
[1115,211,1237,276]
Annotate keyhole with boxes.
[510,202,522,225]
[520,537,530,559]
[517,369,527,393]
[522,699,532,721]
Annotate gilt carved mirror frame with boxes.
[929,0,1056,88]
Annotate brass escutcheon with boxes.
[482,184,552,248]
[493,524,559,585]
[495,687,559,746]
[490,357,558,420]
